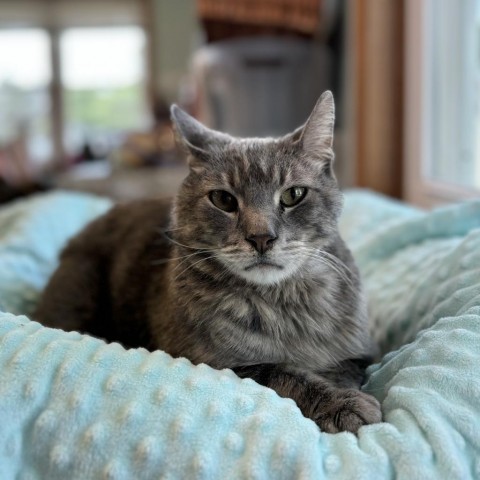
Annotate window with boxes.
[0,29,53,168]
[61,26,149,159]
[405,0,480,206]
[0,1,149,175]
[429,0,480,189]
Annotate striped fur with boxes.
[35,92,381,433]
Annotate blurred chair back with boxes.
[191,37,331,137]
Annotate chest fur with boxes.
[200,282,357,370]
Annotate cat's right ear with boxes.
[170,105,231,167]
[285,91,335,162]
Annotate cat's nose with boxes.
[246,233,277,254]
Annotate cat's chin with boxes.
[234,263,297,286]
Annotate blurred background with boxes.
[0,0,478,207]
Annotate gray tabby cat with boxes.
[35,91,381,433]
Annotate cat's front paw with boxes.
[314,389,382,434]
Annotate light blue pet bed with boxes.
[1,190,480,479]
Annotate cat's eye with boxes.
[209,190,238,212]
[280,187,307,207]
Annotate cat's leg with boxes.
[233,361,381,434]
[34,253,109,336]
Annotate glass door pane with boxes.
[60,26,149,160]
[428,0,480,189]
[0,29,53,171]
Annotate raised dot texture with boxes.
[236,395,254,413]
[241,378,256,387]
[104,374,125,393]
[207,401,224,419]
[171,358,189,369]
[324,454,341,474]
[103,461,123,480]
[273,439,289,459]
[9,350,28,368]
[220,368,236,377]
[64,330,82,341]
[58,362,75,380]
[251,414,270,430]
[155,386,170,405]
[92,347,109,364]
[171,416,190,439]
[22,381,38,400]
[49,444,70,469]
[69,392,85,411]
[185,376,201,390]
[225,432,244,453]
[121,402,140,424]
[83,423,104,447]
[34,410,56,433]
[191,453,209,478]
[411,350,427,363]
[135,436,156,464]
[246,464,263,480]
[139,364,156,377]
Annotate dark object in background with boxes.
[198,0,322,41]
[191,37,332,137]
[0,177,50,205]
[0,132,51,204]
[111,97,178,169]
[192,0,342,138]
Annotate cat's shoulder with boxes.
[105,198,173,227]
[63,197,173,256]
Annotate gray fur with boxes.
[35,92,381,433]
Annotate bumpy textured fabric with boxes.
[0,192,111,317]
[0,190,479,479]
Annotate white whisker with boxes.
[318,250,356,279]
[174,255,216,282]
[171,250,219,273]
[297,248,356,291]
[160,232,219,251]
[152,250,214,267]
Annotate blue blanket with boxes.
[1,190,479,479]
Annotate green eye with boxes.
[209,190,238,212]
[280,187,307,207]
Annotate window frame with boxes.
[404,0,480,207]
[0,0,153,172]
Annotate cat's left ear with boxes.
[290,91,335,160]
[170,105,232,162]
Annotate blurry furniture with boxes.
[54,161,188,202]
[191,0,340,138]
[0,137,30,188]
[198,0,322,40]
[54,107,187,202]
[0,132,49,204]
[191,36,332,137]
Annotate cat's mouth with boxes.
[244,260,283,271]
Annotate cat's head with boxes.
[170,91,343,286]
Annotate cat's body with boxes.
[35,92,382,433]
